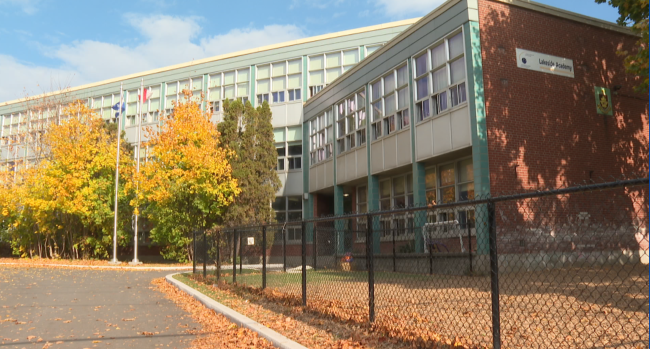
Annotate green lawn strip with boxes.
[173,273,241,304]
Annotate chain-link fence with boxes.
[193,177,649,348]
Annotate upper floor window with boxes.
[309,110,333,165]
[336,89,366,154]
[414,30,467,122]
[370,64,410,141]
[308,48,359,98]
[257,59,302,106]
[207,68,250,113]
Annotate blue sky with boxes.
[0,0,621,103]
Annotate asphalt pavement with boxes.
[0,267,199,349]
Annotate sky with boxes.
[0,0,622,103]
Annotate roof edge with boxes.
[1,18,419,108]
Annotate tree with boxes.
[596,0,649,91]
[2,101,135,259]
[218,100,281,227]
[137,90,239,262]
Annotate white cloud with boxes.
[0,14,306,103]
[374,0,445,18]
[0,0,41,14]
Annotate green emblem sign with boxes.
[594,86,613,116]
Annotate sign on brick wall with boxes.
[516,48,574,78]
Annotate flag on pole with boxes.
[112,101,125,118]
[139,87,151,102]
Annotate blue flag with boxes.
[112,102,125,118]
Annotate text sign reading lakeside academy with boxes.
[516,48,574,78]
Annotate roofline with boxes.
[1,18,419,108]
[304,0,635,108]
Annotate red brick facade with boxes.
[478,0,649,194]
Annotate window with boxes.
[425,158,475,224]
[370,64,410,141]
[308,49,359,99]
[309,110,333,165]
[335,89,366,154]
[378,174,414,239]
[365,44,383,57]
[258,59,301,105]
[274,126,302,171]
[414,30,467,122]
[273,196,303,241]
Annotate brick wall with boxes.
[478,0,649,194]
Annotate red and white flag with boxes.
[139,87,151,102]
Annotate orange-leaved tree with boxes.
[135,90,239,262]
[4,101,134,259]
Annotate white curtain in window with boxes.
[372,81,382,101]
[448,33,464,59]
[223,71,235,85]
[192,77,203,90]
[272,63,285,77]
[326,68,341,83]
[433,68,448,92]
[397,87,408,110]
[288,59,302,74]
[179,79,190,91]
[309,55,324,70]
[384,95,396,115]
[257,65,270,79]
[210,74,221,87]
[309,71,324,85]
[383,73,395,95]
[237,83,248,97]
[431,44,446,69]
[343,49,358,65]
[397,66,408,87]
[326,53,341,68]
[150,98,160,110]
[272,77,286,91]
[223,85,235,99]
[450,59,466,84]
[287,74,301,88]
[237,68,250,82]
[257,79,270,93]
[208,87,220,101]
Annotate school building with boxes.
[0,0,647,256]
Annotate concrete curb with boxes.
[165,273,308,349]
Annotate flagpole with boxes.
[131,78,143,265]
[110,83,123,264]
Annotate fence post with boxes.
[239,230,243,273]
[232,229,237,284]
[392,226,396,272]
[203,230,207,278]
[488,201,501,349]
[262,225,267,290]
[301,220,307,307]
[192,230,196,274]
[366,213,375,323]
[216,231,221,282]
[313,224,318,270]
[282,224,287,272]
[467,222,473,274]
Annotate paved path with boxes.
[0,267,199,349]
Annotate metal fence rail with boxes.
[193,177,649,349]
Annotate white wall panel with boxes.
[383,135,397,170]
[432,114,451,155]
[416,121,433,160]
[371,142,383,174]
[396,130,411,166]
[357,148,368,177]
[451,106,470,149]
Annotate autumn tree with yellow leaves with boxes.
[1,102,135,259]
[136,90,240,262]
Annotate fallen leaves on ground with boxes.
[152,278,275,349]
[0,257,192,270]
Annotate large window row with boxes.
[425,157,474,225]
[256,59,302,105]
[207,70,249,113]
[308,48,359,98]
[335,89,366,154]
[273,196,303,241]
[370,64,410,141]
[309,110,333,165]
[414,30,467,122]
